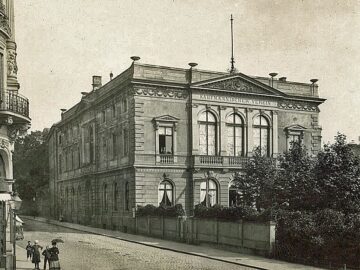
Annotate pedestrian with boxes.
[42,246,51,270]
[26,241,32,260]
[48,240,61,270]
[31,240,43,270]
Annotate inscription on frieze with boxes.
[197,93,278,107]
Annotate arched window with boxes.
[226,114,244,156]
[229,181,242,207]
[0,154,6,178]
[158,180,174,206]
[103,184,108,212]
[113,183,118,211]
[200,179,218,207]
[199,111,217,155]
[253,115,270,156]
[125,182,130,211]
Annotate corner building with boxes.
[48,61,324,231]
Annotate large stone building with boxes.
[0,0,31,268]
[48,58,324,231]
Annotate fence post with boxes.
[147,216,151,235]
[343,264,346,270]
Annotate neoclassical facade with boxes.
[48,59,324,231]
[0,0,31,269]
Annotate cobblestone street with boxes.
[16,219,255,270]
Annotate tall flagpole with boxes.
[230,14,235,74]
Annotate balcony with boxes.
[193,155,250,169]
[0,92,30,120]
[135,154,190,167]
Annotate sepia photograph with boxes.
[0,0,359,269]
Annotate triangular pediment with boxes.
[153,115,179,122]
[191,73,286,97]
[285,124,307,131]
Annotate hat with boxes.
[34,240,39,244]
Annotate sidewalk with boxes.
[21,216,323,270]
[16,245,33,270]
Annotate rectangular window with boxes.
[159,127,173,154]
[112,104,116,118]
[112,133,117,158]
[102,110,106,123]
[123,129,129,155]
[288,134,301,150]
[122,99,127,113]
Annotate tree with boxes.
[274,142,318,211]
[13,129,49,201]
[234,147,277,211]
[314,133,360,213]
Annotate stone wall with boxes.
[135,216,275,256]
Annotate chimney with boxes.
[269,72,278,87]
[92,75,102,90]
[279,77,287,82]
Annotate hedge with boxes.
[136,204,185,217]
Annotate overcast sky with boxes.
[14,0,360,144]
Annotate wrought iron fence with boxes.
[0,92,30,118]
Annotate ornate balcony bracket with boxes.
[7,123,30,142]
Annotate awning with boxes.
[0,193,11,201]
[16,215,24,225]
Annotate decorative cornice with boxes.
[278,101,319,112]
[133,88,188,99]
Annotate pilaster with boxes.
[272,111,278,157]
[246,108,254,156]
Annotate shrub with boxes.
[193,204,271,222]
[136,204,185,217]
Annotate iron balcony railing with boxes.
[0,92,30,118]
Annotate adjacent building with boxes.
[48,58,324,231]
[0,0,31,268]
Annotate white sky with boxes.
[14,0,360,144]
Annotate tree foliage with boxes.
[13,129,49,201]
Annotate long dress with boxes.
[49,246,61,270]
[31,244,41,263]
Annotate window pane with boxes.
[227,126,234,156]
[158,127,165,135]
[235,126,243,156]
[165,135,173,154]
[159,135,166,154]
[253,128,260,150]
[199,124,207,155]
[261,128,268,155]
[208,125,216,155]
[207,112,216,123]
[234,114,242,124]
[165,127,172,135]
[209,180,216,189]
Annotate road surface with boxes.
[17,219,253,270]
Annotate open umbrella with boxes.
[52,238,64,243]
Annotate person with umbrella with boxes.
[49,239,62,270]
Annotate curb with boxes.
[22,216,269,270]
